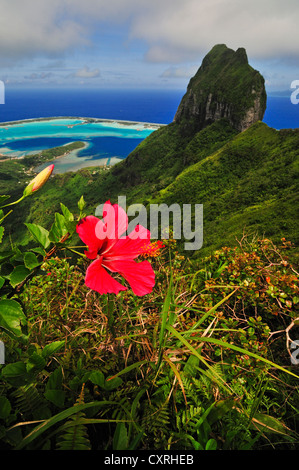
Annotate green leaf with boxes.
[26,352,46,372]
[44,366,66,408]
[0,396,11,419]
[0,299,27,338]
[42,341,65,358]
[157,275,173,367]
[31,247,46,256]
[60,203,74,222]
[0,276,5,289]
[49,213,68,243]
[251,413,291,436]
[89,371,123,391]
[208,398,236,425]
[44,389,66,408]
[113,423,128,450]
[9,265,31,288]
[89,371,105,388]
[0,250,14,264]
[46,366,63,390]
[0,262,14,277]
[0,226,4,243]
[205,438,217,450]
[1,361,28,387]
[60,204,76,233]
[104,376,123,391]
[25,223,50,249]
[24,252,40,270]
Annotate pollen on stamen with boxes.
[139,240,165,258]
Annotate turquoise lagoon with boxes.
[0,117,162,173]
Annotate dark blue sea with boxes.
[0,88,183,125]
[0,88,297,172]
[1,88,298,129]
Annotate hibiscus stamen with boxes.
[139,240,165,258]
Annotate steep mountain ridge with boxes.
[174,44,267,133]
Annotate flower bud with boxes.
[23,164,54,197]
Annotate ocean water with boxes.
[0,88,182,172]
[0,88,182,125]
[0,88,297,173]
[263,96,299,129]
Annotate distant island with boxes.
[0,115,164,129]
[0,116,163,172]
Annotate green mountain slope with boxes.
[156,121,299,256]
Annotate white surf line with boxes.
[0,116,166,128]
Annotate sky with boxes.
[0,0,298,94]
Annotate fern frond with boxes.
[141,400,170,439]
[11,384,48,419]
[195,363,228,399]
[56,410,91,450]
[176,405,202,432]
[55,385,91,451]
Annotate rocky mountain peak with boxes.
[174,44,267,133]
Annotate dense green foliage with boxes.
[0,216,298,450]
[0,122,298,450]
[0,44,298,451]
[157,121,299,259]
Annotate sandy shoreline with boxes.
[0,115,165,130]
[0,141,89,164]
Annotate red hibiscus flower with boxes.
[76,201,155,296]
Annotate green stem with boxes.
[66,247,86,257]
[0,209,13,224]
[1,195,26,208]
[107,293,116,338]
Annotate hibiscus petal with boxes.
[76,216,105,259]
[103,258,155,296]
[96,201,129,255]
[85,258,127,295]
[106,225,152,260]
[128,224,151,241]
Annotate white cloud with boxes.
[130,0,299,63]
[0,0,298,66]
[74,66,100,78]
[161,66,198,79]
[0,0,88,58]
